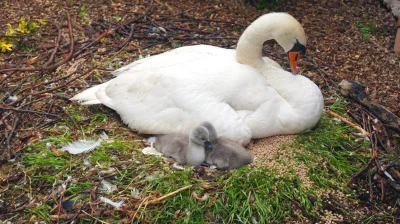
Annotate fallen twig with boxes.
[0,106,60,117]
[44,21,62,67]
[0,77,28,103]
[73,29,114,58]
[49,209,136,222]
[339,80,400,133]
[31,66,95,96]
[115,24,135,51]
[327,110,370,136]
[346,154,377,186]
[6,116,19,154]
[118,0,154,29]
[141,184,193,206]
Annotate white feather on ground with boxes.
[61,132,109,155]
[61,139,102,154]
[99,197,124,208]
[142,146,163,156]
[142,137,163,156]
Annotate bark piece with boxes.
[339,80,400,133]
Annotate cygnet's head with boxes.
[199,121,218,142]
[190,126,213,150]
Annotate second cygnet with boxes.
[200,121,255,170]
[151,125,212,166]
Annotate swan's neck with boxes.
[236,14,286,70]
[236,13,297,72]
[236,25,270,70]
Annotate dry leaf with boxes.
[26,55,40,64]
[51,147,64,157]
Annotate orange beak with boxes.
[288,51,300,75]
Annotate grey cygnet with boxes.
[151,125,211,166]
[200,121,254,170]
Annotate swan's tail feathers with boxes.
[81,99,102,105]
[70,83,107,105]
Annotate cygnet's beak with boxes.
[288,51,300,75]
[204,141,213,150]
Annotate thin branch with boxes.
[44,21,62,67]
[118,0,154,29]
[73,29,114,58]
[6,116,19,153]
[141,184,193,206]
[0,106,60,117]
[327,110,370,136]
[0,77,28,103]
[116,24,135,50]
[31,67,95,96]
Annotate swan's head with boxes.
[236,12,307,75]
[272,14,307,75]
[287,40,306,75]
[190,126,213,150]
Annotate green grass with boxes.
[356,20,382,40]
[79,4,88,17]
[248,0,283,10]
[13,98,378,222]
[26,204,52,223]
[295,116,369,183]
[65,182,93,195]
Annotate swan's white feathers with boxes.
[70,82,105,102]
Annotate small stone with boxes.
[98,48,107,53]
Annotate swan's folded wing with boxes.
[111,45,236,76]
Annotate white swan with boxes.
[71,12,324,145]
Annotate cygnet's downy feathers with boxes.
[151,126,210,166]
[200,122,254,170]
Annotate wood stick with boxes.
[339,80,400,133]
[327,110,370,136]
[0,106,60,117]
[142,184,193,206]
[6,116,19,153]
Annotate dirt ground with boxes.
[1,0,399,222]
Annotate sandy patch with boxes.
[247,135,314,188]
